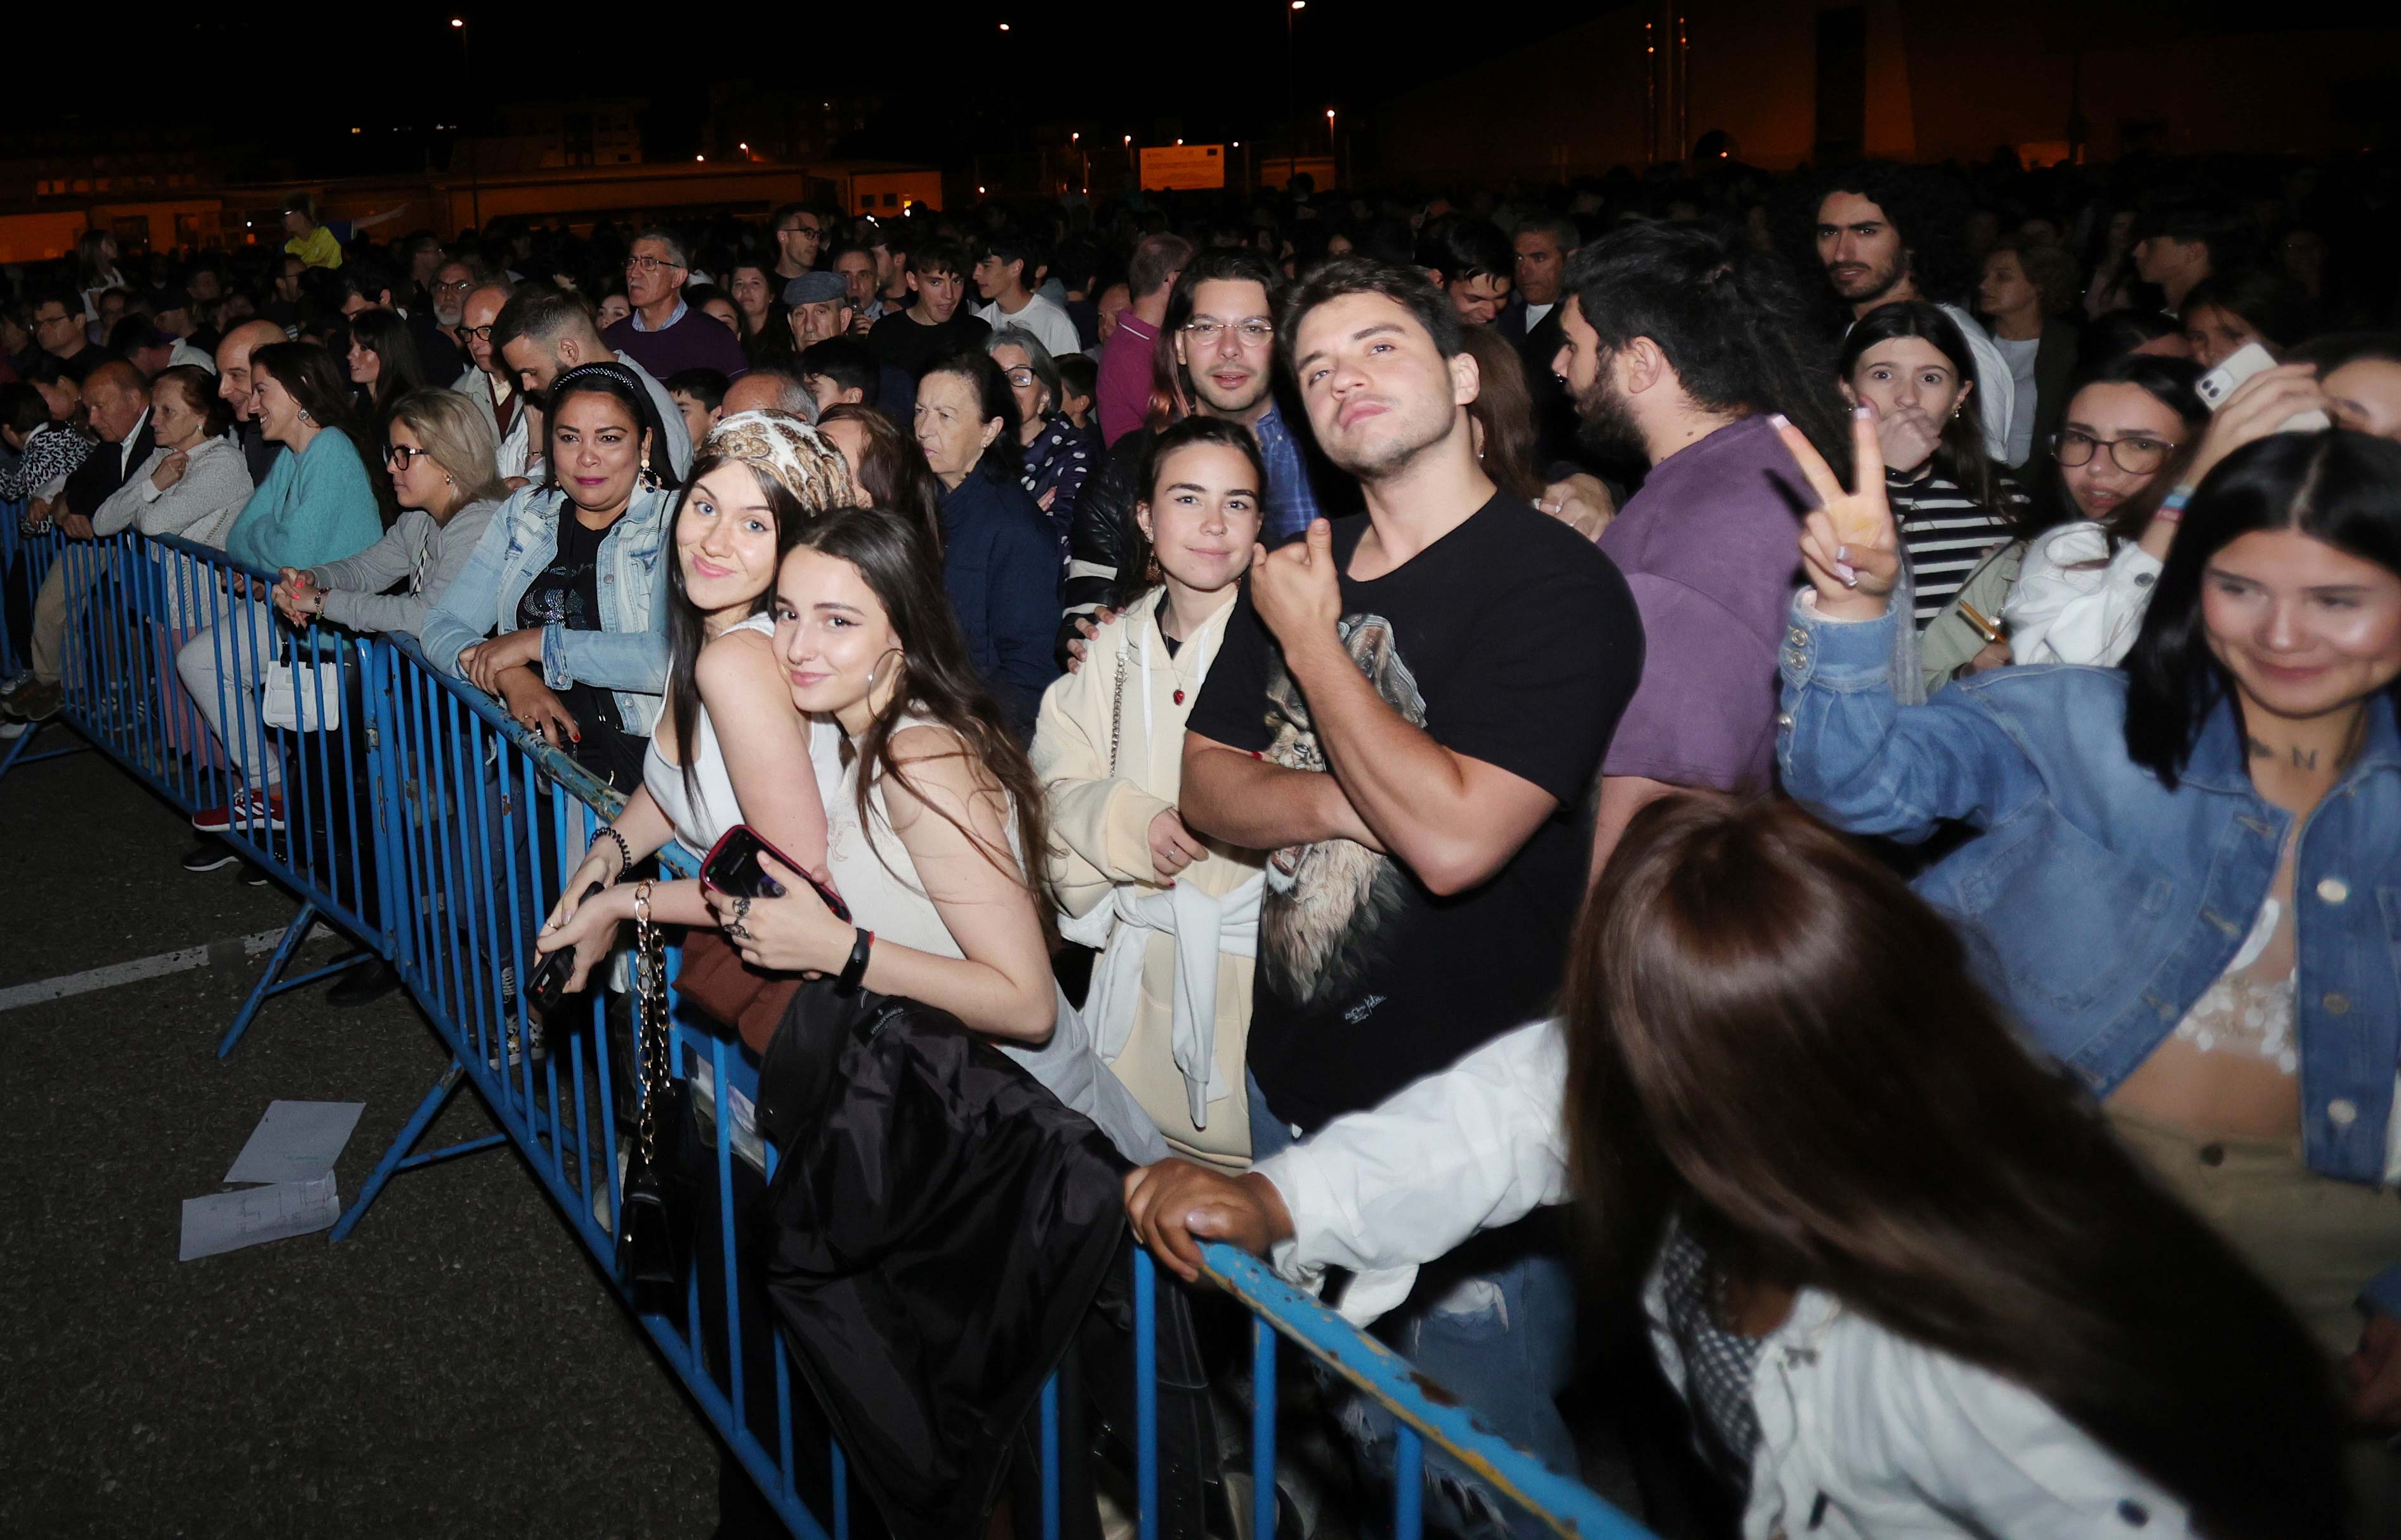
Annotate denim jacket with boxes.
[417,482,674,733]
[1778,595,2401,1187]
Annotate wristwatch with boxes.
[836,927,874,996]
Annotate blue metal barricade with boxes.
[22,524,1656,1540]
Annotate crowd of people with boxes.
[5,147,2401,1537]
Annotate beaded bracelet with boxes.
[2154,483,2197,525]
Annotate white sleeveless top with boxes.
[808,709,1172,1165]
[643,612,776,858]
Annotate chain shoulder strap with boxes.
[631,881,668,1168]
[1106,640,1127,779]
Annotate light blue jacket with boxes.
[1778,596,2401,1191]
[418,482,674,733]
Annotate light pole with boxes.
[451,18,480,230]
[1285,1,1305,188]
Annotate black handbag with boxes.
[617,881,692,1309]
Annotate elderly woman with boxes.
[914,349,1060,736]
[987,324,1098,549]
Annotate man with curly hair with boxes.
[1808,163,2013,461]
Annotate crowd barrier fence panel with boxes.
[9,524,1657,1540]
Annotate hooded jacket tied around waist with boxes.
[753,990,1128,1540]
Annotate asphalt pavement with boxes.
[0,743,720,1539]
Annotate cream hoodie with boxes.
[1032,588,1265,1168]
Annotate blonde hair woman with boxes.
[272,387,511,638]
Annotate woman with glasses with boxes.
[2004,356,2206,665]
[270,389,508,643]
[987,324,1096,550]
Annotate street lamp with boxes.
[1285,1,1306,187]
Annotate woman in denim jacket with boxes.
[421,363,676,791]
[1775,411,2401,1414]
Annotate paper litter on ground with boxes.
[178,1173,341,1261]
[223,1100,365,1185]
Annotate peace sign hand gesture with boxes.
[1777,405,1902,622]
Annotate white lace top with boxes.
[2171,831,2297,1074]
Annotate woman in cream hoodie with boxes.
[1035,418,1269,1168]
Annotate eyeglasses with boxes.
[2051,430,2179,475]
[433,278,474,293]
[33,311,76,329]
[386,445,431,470]
[625,256,686,275]
[1001,367,1037,388]
[464,324,496,343]
[1181,319,1277,346]
[780,222,824,238]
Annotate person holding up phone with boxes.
[701,505,1168,1164]
[534,411,857,991]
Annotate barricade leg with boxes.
[332,1056,511,1242]
[216,900,374,1058]
[0,716,89,786]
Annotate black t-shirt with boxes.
[1186,494,1643,1129]
[869,309,992,379]
[516,513,648,789]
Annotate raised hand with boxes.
[1777,407,1902,622]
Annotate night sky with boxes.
[15,3,1614,173]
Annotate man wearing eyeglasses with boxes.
[1060,251,1338,662]
[27,289,103,386]
[602,227,747,385]
[451,281,541,487]
[771,203,826,284]
[414,258,480,389]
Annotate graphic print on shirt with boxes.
[1259,612,1424,1008]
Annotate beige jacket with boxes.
[1033,589,1264,1168]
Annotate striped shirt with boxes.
[1890,468,2022,629]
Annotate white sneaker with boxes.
[0,719,26,740]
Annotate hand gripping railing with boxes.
[3,520,1658,1540]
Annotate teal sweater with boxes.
[224,429,381,573]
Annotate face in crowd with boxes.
[912,369,1001,487]
[908,263,966,324]
[1815,190,1908,306]
[1136,440,1263,595]
[1289,289,1475,482]
[549,390,650,515]
[676,464,783,623]
[2053,381,2185,522]
[2200,523,2401,734]
[1174,279,1277,419]
[774,545,899,721]
[1512,229,1568,310]
[777,209,826,272]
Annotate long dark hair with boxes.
[349,307,428,412]
[2043,352,2206,543]
[1565,794,2344,1539]
[1116,415,1270,606]
[2124,429,2401,787]
[664,426,856,806]
[821,403,943,555]
[252,341,374,480]
[1458,326,1546,502]
[1836,299,2000,515]
[787,506,1051,934]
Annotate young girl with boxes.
[1128,794,2344,1538]
[534,411,854,985]
[707,506,1166,1164]
[1034,418,1269,1167]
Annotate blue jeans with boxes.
[1248,1072,1577,1539]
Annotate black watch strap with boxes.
[836,928,874,996]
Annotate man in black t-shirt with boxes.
[866,240,990,383]
[1177,257,1642,1510]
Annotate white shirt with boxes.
[973,292,1082,362]
[1942,303,2015,465]
[1255,1022,2194,1539]
[1522,301,1556,330]
[2003,520,2163,667]
[1992,333,2041,468]
[611,350,693,484]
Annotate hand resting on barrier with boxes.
[459,626,545,695]
[496,667,579,747]
[1122,1158,1293,1286]
[271,567,327,626]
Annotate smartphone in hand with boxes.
[700,825,850,922]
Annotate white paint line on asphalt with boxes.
[0,923,341,1013]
